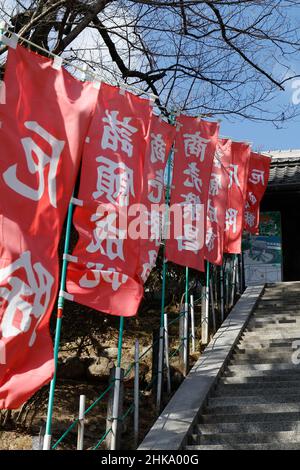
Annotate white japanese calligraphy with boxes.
[249,169,265,185]
[180,193,202,222]
[207,199,218,224]
[228,164,240,189]
[101,110,138,157]
[86,211,126,261]
[0,251,54,348]
[150,133,166,163]
[3,121,65,208]
[93,156,135,207]
[183,132,210,161]
[225,208,238,233]
[79,262,128,291]
[245,211,255,228]
[206,227,217,252]
[209,173,222,196]
[148,169,164,203]
[213,147,224,169]
[184,162,202,192]
[177,224,201,253]
[248,192,257,205]
[141,250,157,283]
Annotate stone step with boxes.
[231,354,295,364]
[227,363,300,375]
[236,346,295,355]
[254,310,300,316]
[233,349,295,358]
[209,395,300,408]
[257,305,300,310]
[185,443,300,450]
[240,331,300,340]
[258,301,300,306]
[200,411,300,424]
[238,339,300,349]
[195,421,300,435]
[189,430,300,445]
[218,378,300,389]
[260,295,300,299]
[221,375,300,384]
[234,342,300,354]
[246,325,300,333]
[206,403,300,415]
[249,318,300,326]
[214,385,300,397]
[252,311,300,318]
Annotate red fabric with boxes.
[136,116,176,283]
[224,142,251,254]
[166,116,219,272]
[0,45,98,409]
[204,139,231,265]
[244,152,271,234]
[66,84,169,317]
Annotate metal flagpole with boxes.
[202,261,210,346]
[231,255,237,307]
[43,200,74,450]
[110,315,125,450]
[220,263,225,322]
[183,266,189,376]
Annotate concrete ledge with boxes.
[138,285,264,451]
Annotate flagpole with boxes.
[117,316,124,369]
[43,201,74,450]
[110,315,125,450]
[202,261,210,346]
[185,267,189,316]
[183,266,189,375]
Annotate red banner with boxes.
[204,139,231,265]
[224,142,251,254]
[0,45,98,408]
[66,83,158,317]
[244,152,271,234]
[166,116,219,272]
[136,116,176,283]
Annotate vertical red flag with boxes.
[136,116,176,284]
[66,83,155,317]
[204,139,231,265]
[0,45,98,408]
[224,142,251,254]
[166,116,219,272]
[244,152,271,234]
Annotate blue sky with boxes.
[220,4,300,152]
[221,76,300,152]
[221,113,300,152]
[220,57,300,152]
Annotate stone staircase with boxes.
[185,283,300,450]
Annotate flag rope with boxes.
[0,25,159,102]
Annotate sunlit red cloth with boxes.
[0,45,98,408]
[244,152,271,234]
[204,138,231,265]
[66,85,175,316]
[166,115,219,272]
[223,142,251,254]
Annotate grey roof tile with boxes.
[268,155,300,189]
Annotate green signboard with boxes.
[243,212,282,286]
